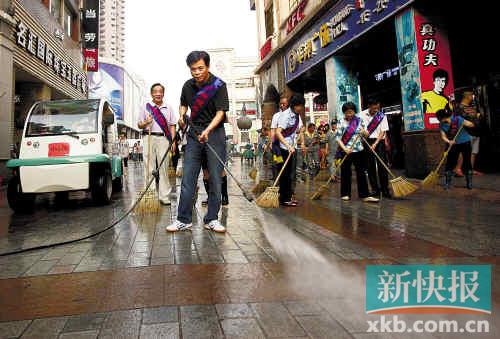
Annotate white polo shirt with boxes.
[271,111,282,129]
[277,108,303,150]
[360,109,389,139]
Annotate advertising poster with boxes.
[332,56,360,118]
[88,63,124,121]
[414,11,455,130]
[395,8,424,132]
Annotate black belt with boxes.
[143,132,164,136]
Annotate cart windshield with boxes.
[26,100,100,137]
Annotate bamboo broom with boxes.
[256,152,292,208]
[361,137,417,198]
[310,134,361,200]
[422,125,464,188]
[167,151,177,178]
[135,129,160,214]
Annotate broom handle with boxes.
[434,124,465,173]
[272,152,292,187]
[361,137,397,179]
[146,128,152,183]
[323,134,361,185]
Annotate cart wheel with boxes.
[91,169,112,205]
[112,176,123,192]
[7,175,35,213]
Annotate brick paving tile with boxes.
[180,317,224,339]
[295,315,353,339]
[142,306,178,324]
[58,330,99,339]
[62,313,107,333]
[20,317,67,339]
[215,304,254,319]
[250,302,306,338]
[284,301,324,316]
[139,323,179,339]
[221,318,266,339]
[0,320,31,338]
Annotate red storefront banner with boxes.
[414,11,454,129]
[83,48,99,72]
[260,37,272,60]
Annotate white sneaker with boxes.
[341,196,350,201]
[362,196,380,203]
[204,220,226,233]
[160,199,171,206]
[166,220,192,232]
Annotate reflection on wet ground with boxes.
[0,159,499,338]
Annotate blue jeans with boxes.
[177,127,225,224]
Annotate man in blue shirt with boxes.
[436,109,475,190]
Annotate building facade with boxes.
[88,57,145,138]
[252,0,500,176]
[98,0,125,64]
[0,0,87,176]
[207,48,260,151]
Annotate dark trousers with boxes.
[446,142,472,173]
[340,151,369,198]
[177,127,225,224]
[364,139,390,195]
[277,149,295,204]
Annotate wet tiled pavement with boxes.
[0,160,499,338]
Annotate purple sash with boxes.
[336,117,360,158]
[190,77,224,120]
[272,113,300,155]
[341,116,360,145]
[366,111,385,136]
[146,103,172,142]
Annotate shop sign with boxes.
[374,66,399,81]
[83,48,99,72]
[395,8,454,132]
[415,13,455,130]
[260,37,272,60]
[82,0,99,50]
[284,0,414,83]
[15,20,87,94]
[287,0,308,35]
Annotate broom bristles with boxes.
[255,186,280,208]
[249,167,258,180]
[168,167,177,178]
[310,184,329,200]
[135,188,160,214]
[252,180,270,195]
[390,176,418,198]
[422,171,439,188]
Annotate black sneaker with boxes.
[221,195,229,206]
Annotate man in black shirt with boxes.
[167,51,229,233]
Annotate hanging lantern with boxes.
[236,103,252,130]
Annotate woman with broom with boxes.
[274,94,305,207]
[304,123,321,180]
[336,102,379,203]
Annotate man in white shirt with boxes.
[270,95,289,179]
[360,98,390,198]
[275,94,305,206]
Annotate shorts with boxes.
[471,136,480,154]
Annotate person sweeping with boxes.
[336,102,379,203]
[436,108,475,190]
[256,93,305,208]
[167,51,229,233]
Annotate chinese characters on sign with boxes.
[287,0,308,34]
[366,265,491,314]
[414,10,455,130]
[15,21,87,94]
[83,0,99,72]
[285,0,414,82]
[374,66,399,81]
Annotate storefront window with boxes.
[265,4,274,39]
[50,0,61,21]
[64,3,73,38]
